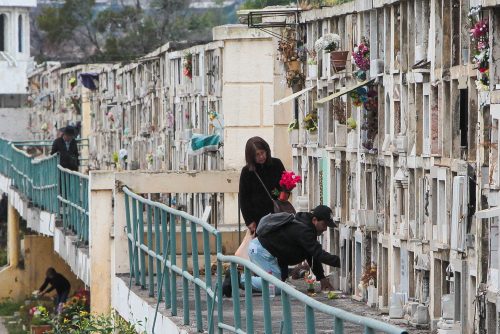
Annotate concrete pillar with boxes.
[81,88,91,172]
[7,202,20,267]
[112,188,130,276]
[89,171,114,314]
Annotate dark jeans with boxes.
[55,290,70,306]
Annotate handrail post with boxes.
[216,233,224,334]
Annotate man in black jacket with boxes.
[236,205,340,295]
[36,267,71,306]
[50,126,79,171]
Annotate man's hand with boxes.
[248,222,257,237]
[320,277,333,291]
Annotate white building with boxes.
[0,0,35,107]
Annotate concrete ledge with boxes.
[0,173,10,194]
[112,276,188,334]
[2,177,55,236]
[26,207,55,237]
[54,227,90,286]
[8,187,28,218]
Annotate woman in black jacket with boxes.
[239,136,285,235]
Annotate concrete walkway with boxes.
[0,318,8,334]
[122,275,431,333]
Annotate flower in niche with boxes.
[352,38,370,72]
[470,19,488,39]
[183,53,193,79]
[146,153,154,165]
[119,149,128,162]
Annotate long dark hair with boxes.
[245,136,272,171]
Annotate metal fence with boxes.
[123,186,408,334]
[0,138,89,243]
[57,165,89,243]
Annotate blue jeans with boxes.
[55,290,69,307]
[240,238,281,294]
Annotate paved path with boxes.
[0,318,8,334]
[120,275,431,333]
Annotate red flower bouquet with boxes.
[279,171,302,192]
[275,171,302,201]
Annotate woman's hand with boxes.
[248,222,257,236]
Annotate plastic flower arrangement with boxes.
[107,111,115,123]
[288,119,299,132]
[470,19,488,39]
[119,148,128,162]
[208,110,218,121]
[303,112,318,132]
[349,87,368,107]
[314,33,341,53]
[146,153,154,165]
[352,38,370,72]
[279,171,302,192]
[359,264,377,289]
[305,272,316,293]
[346,117,357,130]
[183,53,193,80]
[112,152,119,164]
[468,6,489,91]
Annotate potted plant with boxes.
[29,306,51,334]
[314,33,349,72]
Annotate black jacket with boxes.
[239,157,285,226]
[39,273,71,294]
[258,212,340,280]
[51,137,79,171]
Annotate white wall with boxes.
[0,108,30,140]
[0,5,34,94]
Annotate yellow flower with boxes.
[64,318,70,323]
[80,311,89,316]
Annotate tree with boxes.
[33,0,231,62]
[240,0,292,10]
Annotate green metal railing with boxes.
[32,154,59,213]
[57,165,89,243]
[0,138,88,243]
[0,139,12,177]
[123,186,408,334]
[12,139,89,167]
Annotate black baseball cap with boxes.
[312,205,336,228]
